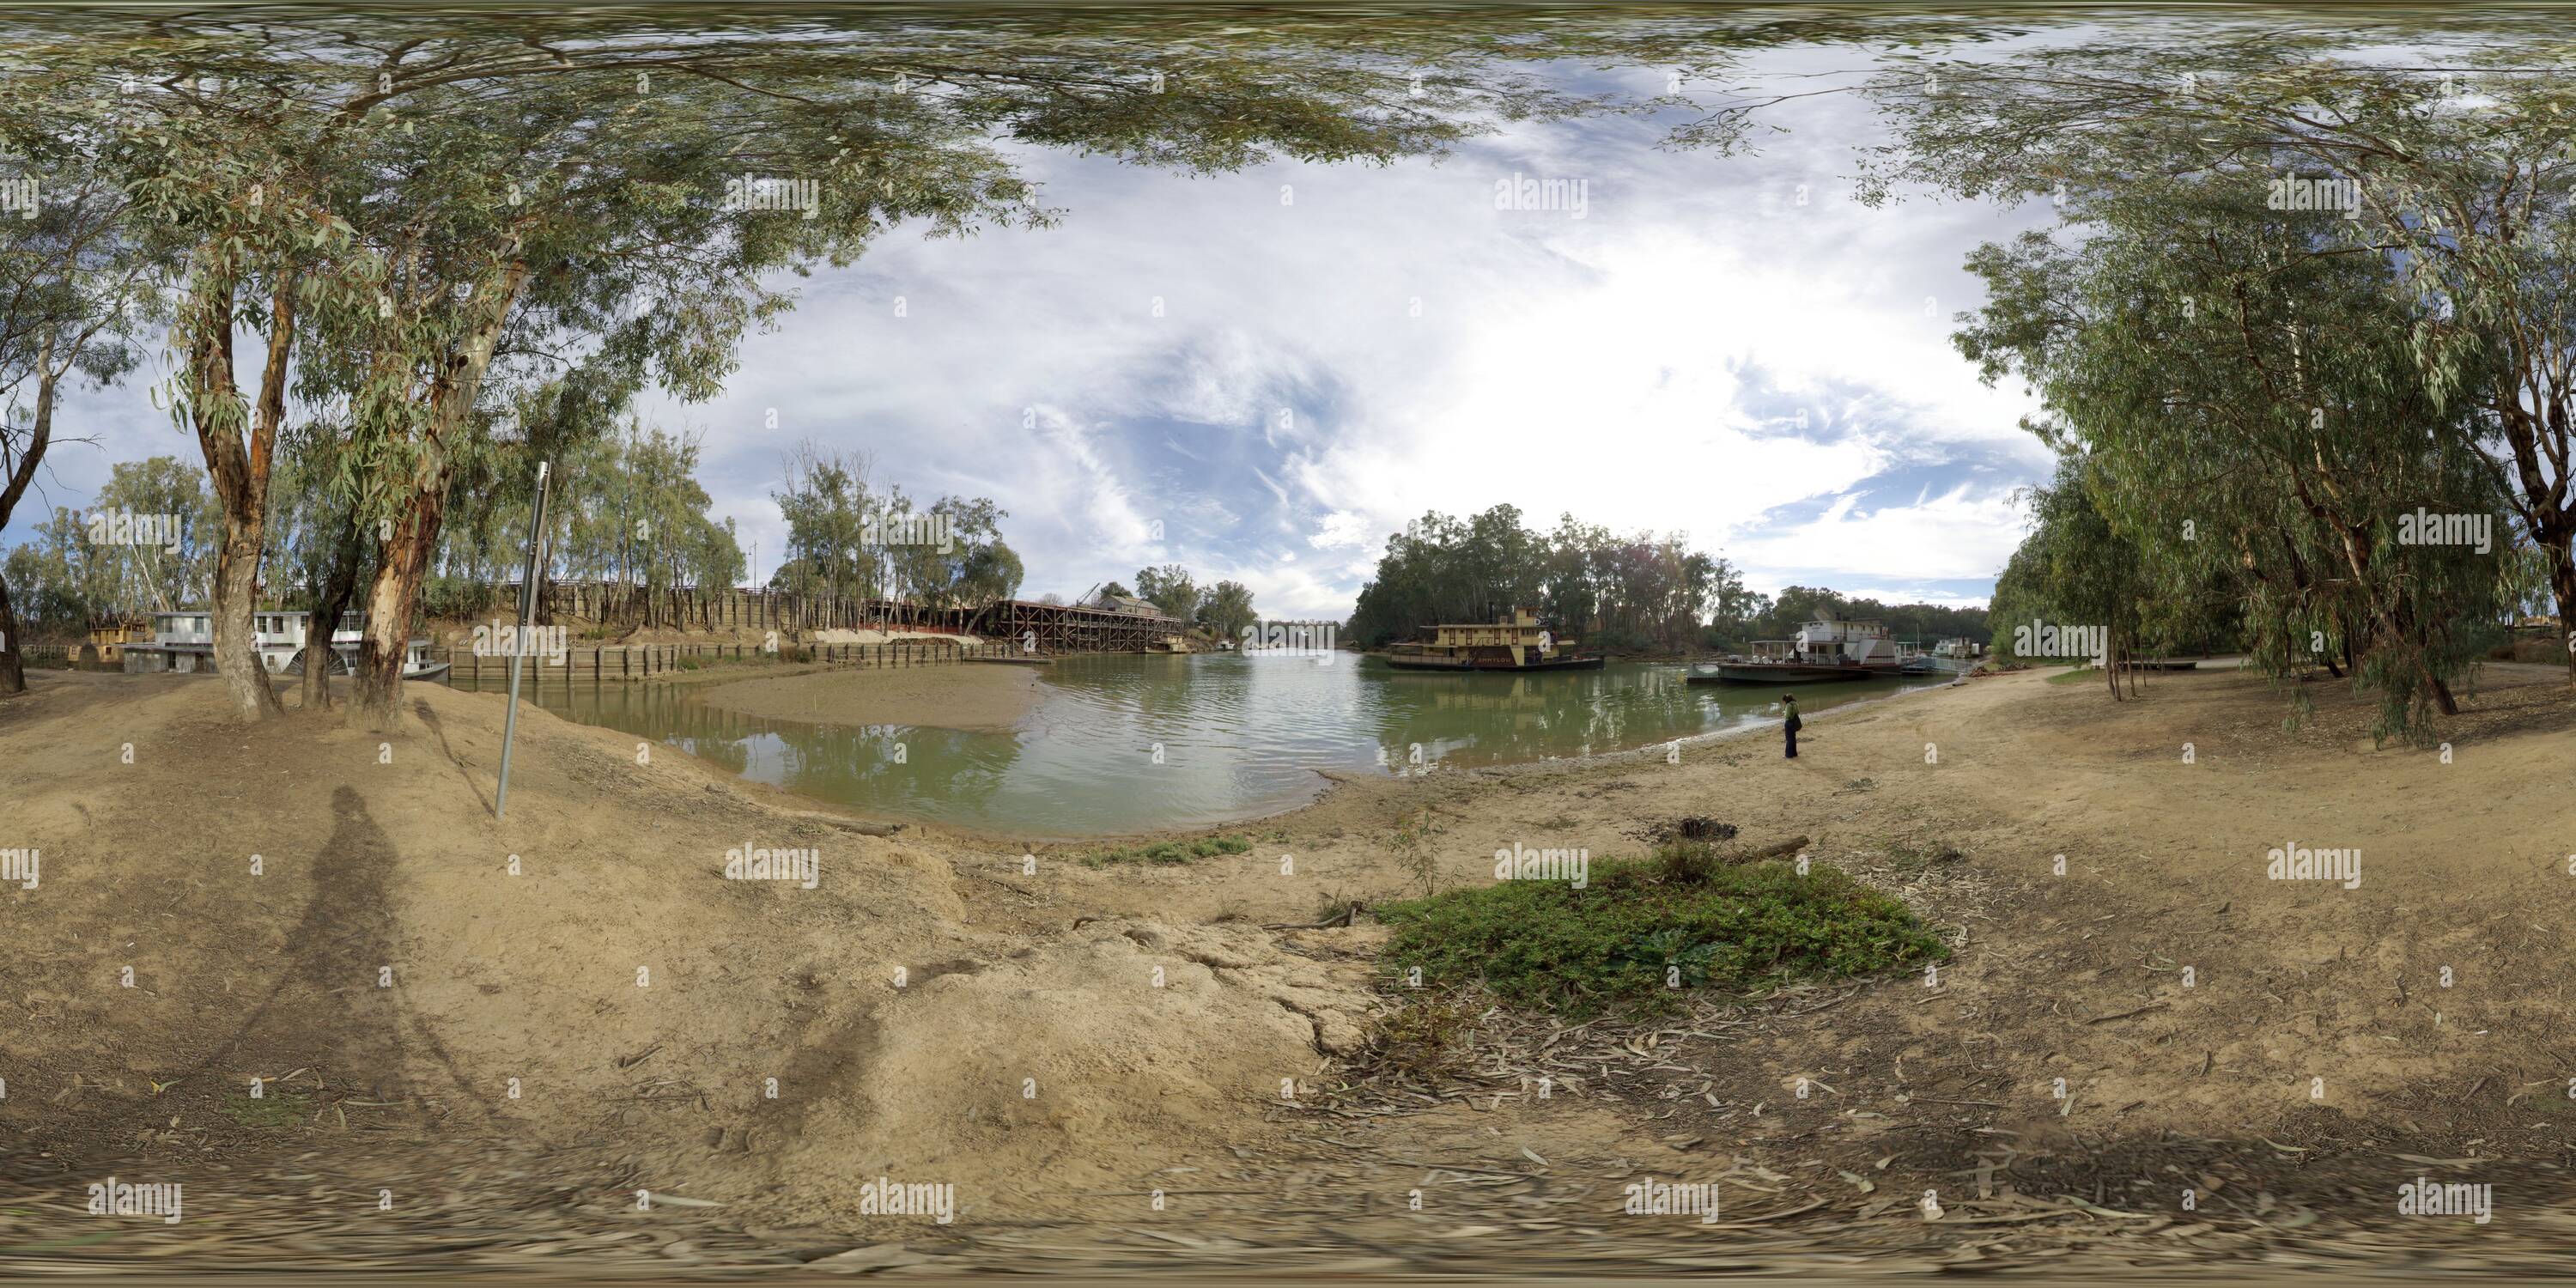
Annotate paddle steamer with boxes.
[1381,609,1606,672]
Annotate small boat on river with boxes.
[1380,609,1606,672]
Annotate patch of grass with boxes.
[221,1088,311,1130]
[1378,845,1947,1015]
[1080,833,1255,867]
[2044,663,2099,684]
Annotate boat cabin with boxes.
[1748,612,1901,665]
[1385,609,1601,671]
[1424,610,1570,664]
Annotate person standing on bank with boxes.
[1782,694,1801,759]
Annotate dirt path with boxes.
[3,661,2573,1275]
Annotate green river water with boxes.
[453,654,1947,838]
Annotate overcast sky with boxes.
[14,43,2059,621]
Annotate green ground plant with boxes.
[1378,841,1946,1015]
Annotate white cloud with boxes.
[21,47,2057,622]
[1725,483,2030,585]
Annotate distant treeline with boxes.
[1342,504,1980,653]
[2,431,767,637]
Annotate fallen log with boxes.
[1263,901,1366,931]
[1726,835,1810,864]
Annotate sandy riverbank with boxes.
[6,661,2576,1273]
[697,660,1042,731]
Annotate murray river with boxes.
[457,653,1947,837]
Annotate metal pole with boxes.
[497,460,553,819]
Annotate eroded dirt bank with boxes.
[3,661,2573,1277]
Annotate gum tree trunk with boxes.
[354,259,529,726]
[357,494,441,724]
[2550,536,2576,690]
[208,514,280,717]
[181,261,295,721]
[0,571,24,696]
[0,350,53,698]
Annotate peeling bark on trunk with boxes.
[182,263,295,721]
[209,512,281,717]
[357,495,440,727]
[354,260,531,726]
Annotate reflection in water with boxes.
[456,655,1943,837]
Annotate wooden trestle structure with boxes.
[969,598,1186,654]
[472,580,1186,656]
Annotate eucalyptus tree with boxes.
[3,9,1684,725]
[774,442,876,605]
[0,38,374,716]
[0,165,151,694]
[1865,28,2576,683]
[1134,563,1201,622]
[886,495,1011,610]
[264,425,372,708]
[1954,185,2510,732]
[1196,580,1258,641]
[1990,455,2148,699]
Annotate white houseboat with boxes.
[1687,612,1909,684]
[123,610,447,680]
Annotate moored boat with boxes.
[125,608,447,679]
[1687,612,1909,684]
[1380,609,1606,671]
